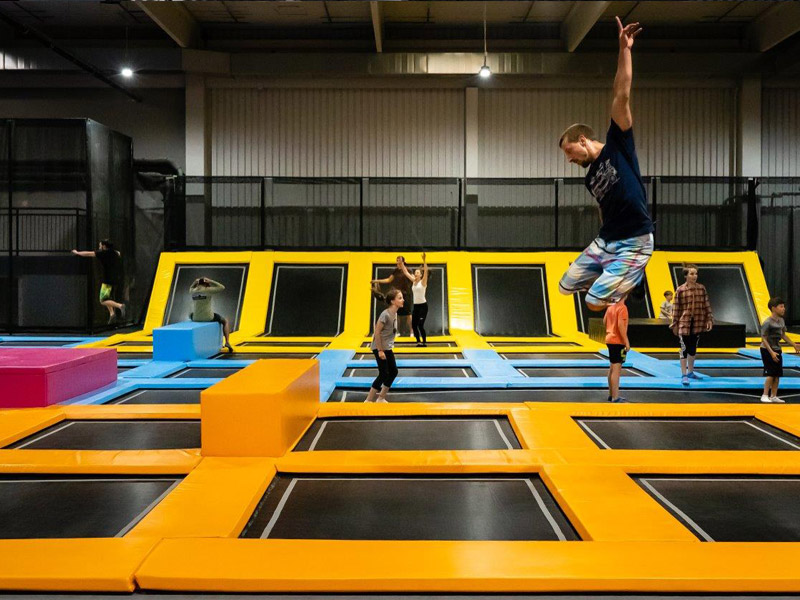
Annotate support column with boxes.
[737,75,761,177]
[185,74,210,245]
[464,87,479,178]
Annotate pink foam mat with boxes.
[0,348,117,408]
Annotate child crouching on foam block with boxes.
[190,277,234,353]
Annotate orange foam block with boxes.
[201,359,319,457]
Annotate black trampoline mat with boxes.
[355,352,463,360]
[636,476,800,541]
[110,389,203,405]
[112,341,153,347]
[242,341,329,347]
[169,367,241,379]
[489,341,578,347]
[329,387,776,404]
[519,367,646,378]
[6,419,201,450]
[117,352,152,359]
[241,474,577,541]
[370,264,449,337]
[577,417,800,450]
[117,366,134,373]
[265,264,347,337]
[361,341,456,348]
[698,367,800,378]
[345,367,475,378]
[164,264,248,331]
[0,340,74,347]
[212,352,317,360]
[647,352,754,361]
[293,417,521,451]
[473,265,551,337]
[502,352,603,360]
[0,475,181,539]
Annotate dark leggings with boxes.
[371,349,398,390]
[679,333,700,358]
[412,302,428,344]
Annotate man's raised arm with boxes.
[610,16,642,131]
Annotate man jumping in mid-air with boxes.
[557,17,653,311]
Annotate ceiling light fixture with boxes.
[479,1,491,78]
[120,67,133,78]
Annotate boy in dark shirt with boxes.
[557,17,654,312]
[760,297,800,403]
[72,239,126,324]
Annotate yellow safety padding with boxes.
[275,449,563,473]
[447,252,477,335]
[129,458,276,539]
[0,408,64,448]
[332,251,371,348]
[543,465,696,542]
[512,410,598,450]
[61,405,200,420]
[235,251,272,339]
[0,449,200,473]
[559,447,800,472]
[136,538,800,593]
[202,360,320,457]
[0,538,158,592]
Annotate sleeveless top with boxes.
[412,280,427,304]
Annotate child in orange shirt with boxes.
[604,295,630,402]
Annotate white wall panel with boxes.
[478,86,736,177]
[762,88,800,177]
[211,88,464,177]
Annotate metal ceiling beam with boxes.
[370,1,383,53]
[561,1,610,52]
[749,1,800,52]
[138,1,199,49]
[0,9,142,102]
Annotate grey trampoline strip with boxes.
[492,419,513,450]
[260,478,299,539]
[742,420,800,449]
[307,421,329,451]
[259,477,559,539]
[13,421,76,449]
[575,421,611,449]
[115,478,182,538]
[638,478,715,542]
[524,478,567,541]
[114,389,147,404]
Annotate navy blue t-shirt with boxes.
[584,119,654,242]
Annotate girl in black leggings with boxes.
[365,289,403,403]
[406,252,430,347]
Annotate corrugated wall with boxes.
[762,88,800,177]
[210,88,464,177]
[478,86,736,177]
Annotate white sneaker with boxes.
[770,396,785,403]
[760,395,772,403]
[376,397,388,403]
